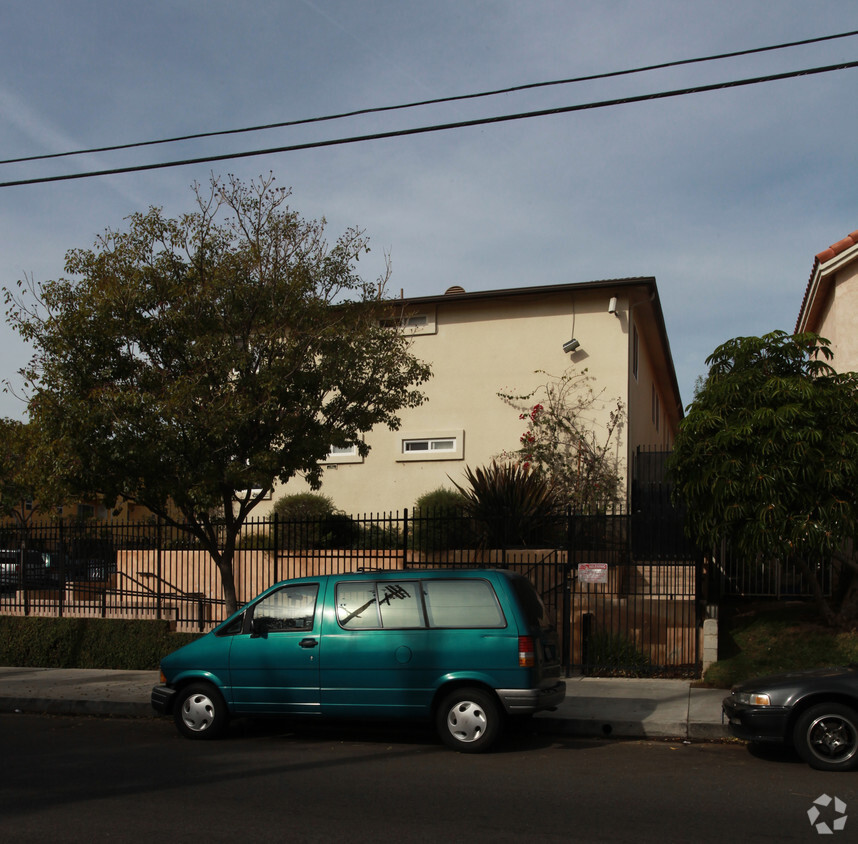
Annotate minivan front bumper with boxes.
[496,681,566,714]
[151,685,177,715]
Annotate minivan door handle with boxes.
[299,638,318,649]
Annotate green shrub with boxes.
[411,487,471,553]
[272,494,361,549]
[273,492,337,520]
[584,630,651,677]
[0,616,201,670]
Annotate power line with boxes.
[2,28,857,167]
[2,59,857,189]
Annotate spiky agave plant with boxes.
[451,461,560,548]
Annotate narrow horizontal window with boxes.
[403,438,454,453]
[322,442,363,465]
[397,430,464,462]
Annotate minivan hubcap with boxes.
[181,693,216,732]
[446,701,487,743]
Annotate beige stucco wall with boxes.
[264,285,679,515]
[815,262,858,374]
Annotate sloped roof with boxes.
[796,229,858,332]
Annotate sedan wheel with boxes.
[793,703,858,771]
[174,683,228,740]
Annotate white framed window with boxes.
[397,430,464,462]
[323,443,363,465]
[378,305,437,336]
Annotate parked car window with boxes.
[336,580,423,629]
[509,574,549,628]
[377,581,423,628]
[336,582,382,629]
[250,583,318,633]
[217,612,245,637]
[421,579,505,628]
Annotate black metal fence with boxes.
[0,506,703,676]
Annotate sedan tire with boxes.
[793,703,858,772]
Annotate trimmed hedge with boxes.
[0,617,202,670]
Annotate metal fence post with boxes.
[156,518,163,621]
[273,513,279,583]
[402,509,409,570]
[561,506,572,674]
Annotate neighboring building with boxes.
[796,228,858,370]
[271,278,683,515]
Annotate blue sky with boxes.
[1,0,857,419]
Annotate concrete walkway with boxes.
[0,667,730,741]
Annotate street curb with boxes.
[0,698,155,717]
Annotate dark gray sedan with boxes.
[723,666,858,771]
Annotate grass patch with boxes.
[704,601,858,688]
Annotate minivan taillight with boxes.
[518,636,535,667]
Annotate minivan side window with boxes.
[336,578,505,630]
[336,582,382,629]
[251,583,319,633]
[336,581,425,629]
[421,579,505,628]
[377,581,422,628]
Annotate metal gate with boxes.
[565,512,702,676]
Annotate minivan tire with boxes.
[174,683,229,740]
[436,687,501,753]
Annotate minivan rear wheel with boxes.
[436,687,501,753]
[174,683,228,740]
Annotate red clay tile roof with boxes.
[795,229,858,332]
[815,230,858,263]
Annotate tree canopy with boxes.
[0,419,66,528]
[669,330,858,626]
[4,174,431,614]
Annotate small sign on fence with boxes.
[577,563,608,584]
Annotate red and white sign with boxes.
[577,563,608,584]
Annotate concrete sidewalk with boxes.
[0,667,730,741]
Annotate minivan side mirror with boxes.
[250,617,269,639]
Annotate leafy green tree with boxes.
[498,368,625,510]
[0,419,66,530]
[4,174,431,615]
[669,331,858,627]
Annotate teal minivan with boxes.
[151,568,565,752]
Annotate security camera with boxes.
[608,297,618,315]
[562,338,580,353]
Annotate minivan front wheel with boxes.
[436,687,501,753]
[174,683,228,740]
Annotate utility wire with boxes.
[2,59,857,189]
[2,28,857,167]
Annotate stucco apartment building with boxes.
[796,228,858,370]
[273,277,683,515]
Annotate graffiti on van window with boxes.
[379,584,411,605]
[340,584,412,625]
